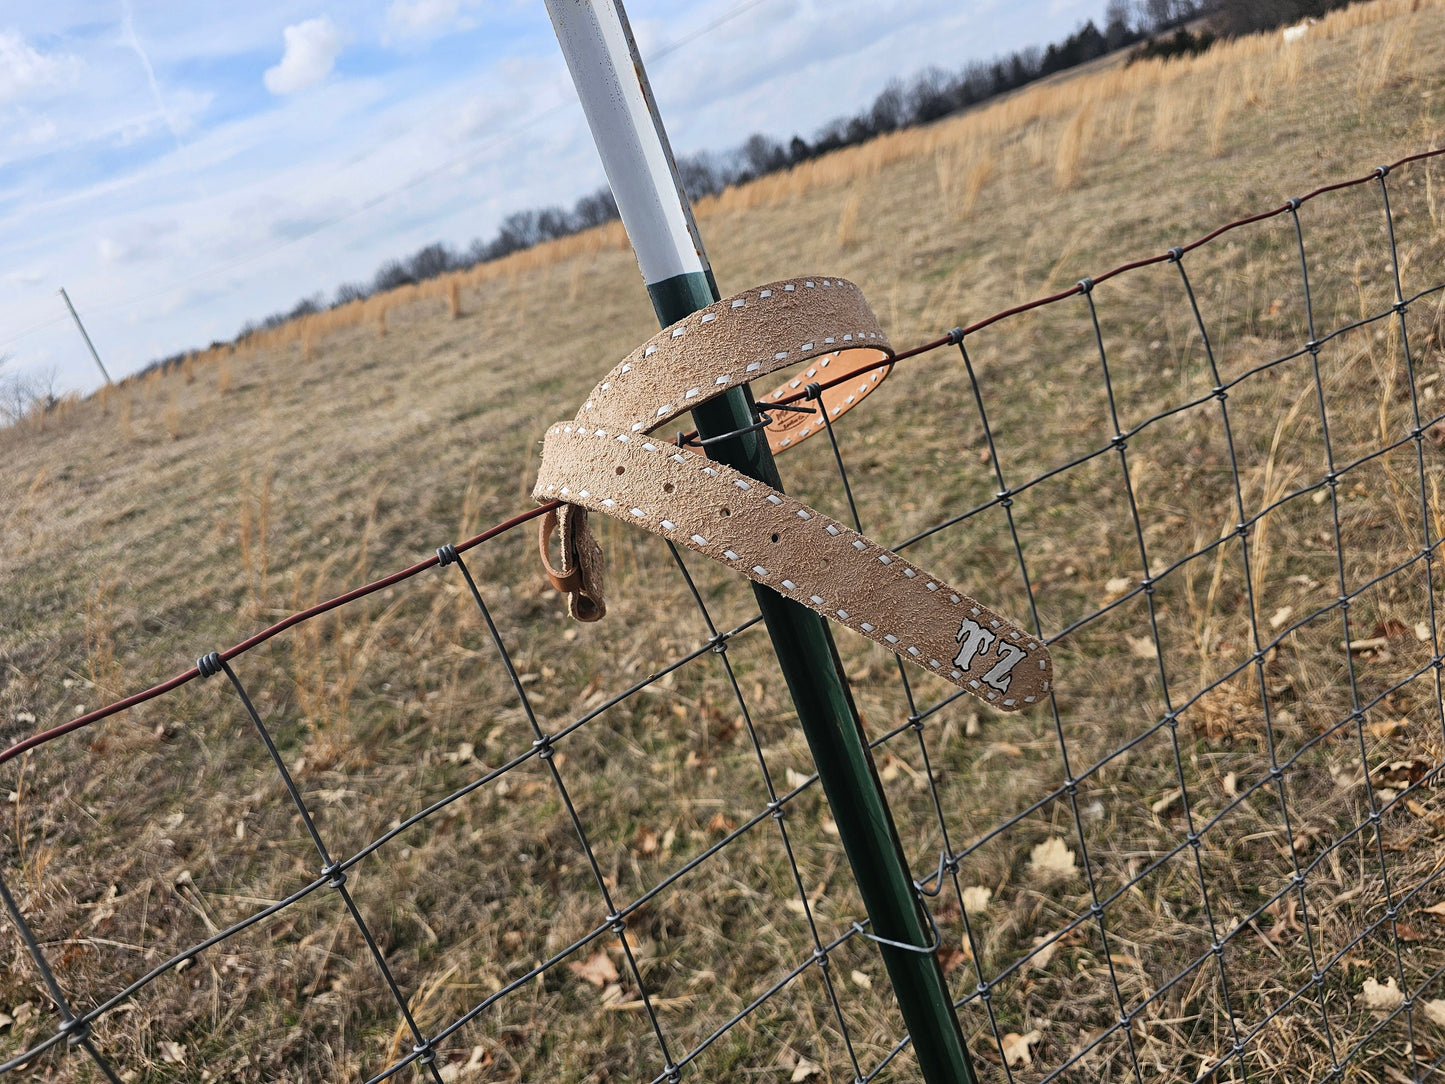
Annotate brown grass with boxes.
[237,464,273,619]
[1054,104,1093,190]
[837,193,863,249]
[934,147,995,221]
[163,390,182,441]
[6,3,1445,1081]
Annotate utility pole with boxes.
[543,3,978,1080]
[58,287,113,386]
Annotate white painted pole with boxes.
[58,288,114,386]
[542,0,715,320]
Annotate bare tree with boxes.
[0,358,59,425]
[1139,0,1183,30]
[1105,0,1134,48]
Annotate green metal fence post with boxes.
[544,4,977,1079]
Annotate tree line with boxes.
[224,0,1362,343]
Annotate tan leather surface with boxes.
[538,507,581,594]
[533,276,1052,710]
[537,504,605,621]
[755,348,893,454]
[574,277,891,437]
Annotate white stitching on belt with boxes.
[533,275,1052,711]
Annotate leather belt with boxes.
[533,277,1052,711]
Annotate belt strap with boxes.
[533,277,1052,711]
[537,504,606,621]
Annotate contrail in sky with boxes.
[120,0,184,150]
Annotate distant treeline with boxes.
[219,0,1360,345]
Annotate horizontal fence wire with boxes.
[5,147,1445,1081]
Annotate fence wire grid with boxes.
[7,148,1445,1083]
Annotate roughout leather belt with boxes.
[533,277,1052,711]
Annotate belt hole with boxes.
[615,465,625,475]
[719,507,731,518]
[770,533,780,543]
[663,482,675,493]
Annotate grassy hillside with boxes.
[7,0,1445,1079]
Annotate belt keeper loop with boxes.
[538,508,583,594]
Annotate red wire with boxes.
[0,502,559,767]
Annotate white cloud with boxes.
[387,0,460,38]
[121,0,186,148]
[263,17,342,96]
[0,0,1112,394]
[14,115,57,145]
[2,269,45,288]
[96,220,178,265]
[0,30,79,103]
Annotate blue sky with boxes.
[0,0,1107,393]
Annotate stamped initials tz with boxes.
[953,617,1028,693]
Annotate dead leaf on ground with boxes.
[1002,1030,1042,1068]
[1029,934,1061,971]
[1029,837,1078,880]
[1127,635,1159,659]
[1407,799,1445,827]
[791,1055,823,1081]
[1367,718,1410,740]
[1424,901,1445,920]
[158,1041,186,1064]
[567,950,620,988]
[1361,976,1405,1012]
[1151,788,1183,815]
[1374,759,1432,790]
[1347,636,1392,654]
[438,1044,493,1081]
[1424,999,1445,1027]
[1104,576,1133,600]
[443,741,475,763]
[960,885,991,916]
[850,969,872,990]
[937,943,973,974]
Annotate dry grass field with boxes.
[9,1,1445,1080]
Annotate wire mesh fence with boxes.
[6,148,1445,1082]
